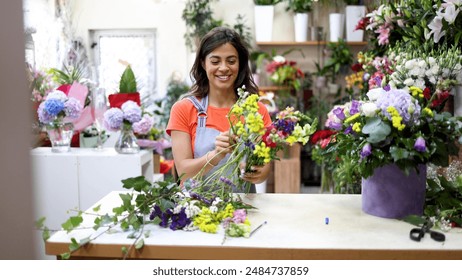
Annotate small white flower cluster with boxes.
[388,46,462,92]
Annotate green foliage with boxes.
[254,0,283,5]
[48,64,85,85]
[324,39,354,83]
[285,0,314,13]
[118,65,137,93]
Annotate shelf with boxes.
[256,41,367,46]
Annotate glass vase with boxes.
[115,124,139,154]
[46,121,74,153]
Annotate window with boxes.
[90,29,157,100]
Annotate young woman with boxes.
[166,27,272,192]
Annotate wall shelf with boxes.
[256,41,368,47]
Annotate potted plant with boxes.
[182,0,223,51]
[285,0,314,42]
[253,1,283,42]
[323,38,353,94]
[343,1,366,42]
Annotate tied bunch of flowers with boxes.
[103,100,154,134]
[191,86,317,194]
[265,55,304,91]
[37,89,83,126]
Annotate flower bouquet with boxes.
[37,89,83,152]
[188,86,317,196]
[320,42,462,218]
[265,55,304,91]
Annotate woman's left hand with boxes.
[240,164,270,184]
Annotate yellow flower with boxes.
[193,207,220,233]
[352,122,362,133]
[344,113,360,124]
[246,113,265,134]
[422,107,434,117]
[216,203,234,221]
[253,142,271,163]
[409,86,423,98]
[387,106,405,130]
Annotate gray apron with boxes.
[187,96,255,193]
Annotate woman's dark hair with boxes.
[189,26,258,98]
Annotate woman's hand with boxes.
[212,130,236,159]
[240,163,271,184]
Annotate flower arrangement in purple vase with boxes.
[322,42,462,179]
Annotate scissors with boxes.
[409,220,445,242]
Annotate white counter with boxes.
[45,191,462,260]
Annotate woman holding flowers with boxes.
[167,27,272,191]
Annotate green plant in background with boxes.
[254,0,283,5]
[182,0,223,51]
[323,38,354,83]
[230,14,254,50]
[156,74,190,128]
[285,0,314,13]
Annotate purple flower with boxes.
[349,100,361,115]
[333,107,345,120]
[274,119,295,134]
[220,176,237,189]
[232,209,247,224]
[360,143,372,158]
[121,101,142,124]
[326,120,343,130]
[103,108,124,131]
[133,115,154,134]
[169,207,191,230]
[414,136,426,152]
[37,102,54,123]
[64,97,83,119]
[375,89,421,124]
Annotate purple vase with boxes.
[361,164,426,219]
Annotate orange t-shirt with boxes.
[166,97,272,155]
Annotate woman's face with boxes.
[202,43,239,94]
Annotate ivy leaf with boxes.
[61,215,83,232]
[122,176,151,192]
[402,215,426,226]
[69,237,80,252]
[135,238,144,250]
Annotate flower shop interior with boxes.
[1,0,462,261]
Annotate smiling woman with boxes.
[166,26,273,191]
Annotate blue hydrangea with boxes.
[37,102,54,123]
[44,98,65,117]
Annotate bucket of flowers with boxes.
[37,86,317,259]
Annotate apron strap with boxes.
[187,96,209,128]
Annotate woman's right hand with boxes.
[211,131,236,163]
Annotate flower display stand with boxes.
[273,144,301,193]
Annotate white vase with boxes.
[293,13,309,42]
[254,5,274,42]
[329,13,345,42]
[345,5,366,42]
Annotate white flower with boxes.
[272,55,286,63]
[438,3,460,24]
[427,16,446,43]
[46,90,67,102]
[361,102,378,117]
[367,87,386,102]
